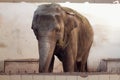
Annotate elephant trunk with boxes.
[38,36,56,72]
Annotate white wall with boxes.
[0,3,38,60]
[0,2,120,72]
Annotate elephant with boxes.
[31,3,94,73]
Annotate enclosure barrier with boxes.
[0,73,120,80]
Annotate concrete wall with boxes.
[0,74,120,80]
[0,3,120,72]
[0,3,38,60]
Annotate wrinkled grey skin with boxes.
[31,4,93,73]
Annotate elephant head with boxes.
[31,4,67,72]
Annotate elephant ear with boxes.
[31,15,39,40]
[64,15,79,34]
[59,14,79,49]
[62,7,79,33]
[58,7,81,49]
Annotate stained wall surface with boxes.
[0,3,120,72]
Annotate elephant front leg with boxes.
[48,56,55,72]
[62,50,75,72]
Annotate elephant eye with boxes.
[55,15,62,23]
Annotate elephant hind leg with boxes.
[80,61,87,72]
[48,56,55,72]
[80,47,91,72]
[76,61,87,72]
[76,61,82,72]
[76,49,90,72]
[80,42,93,72]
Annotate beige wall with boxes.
[0,3,38,60]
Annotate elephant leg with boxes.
[80,61,87,72]
[74,62,78,72]
[81,42,93,72]
[76,61,81,72]
[48,56,55,72]
[80,49,90,72]
[62,51,75,72]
